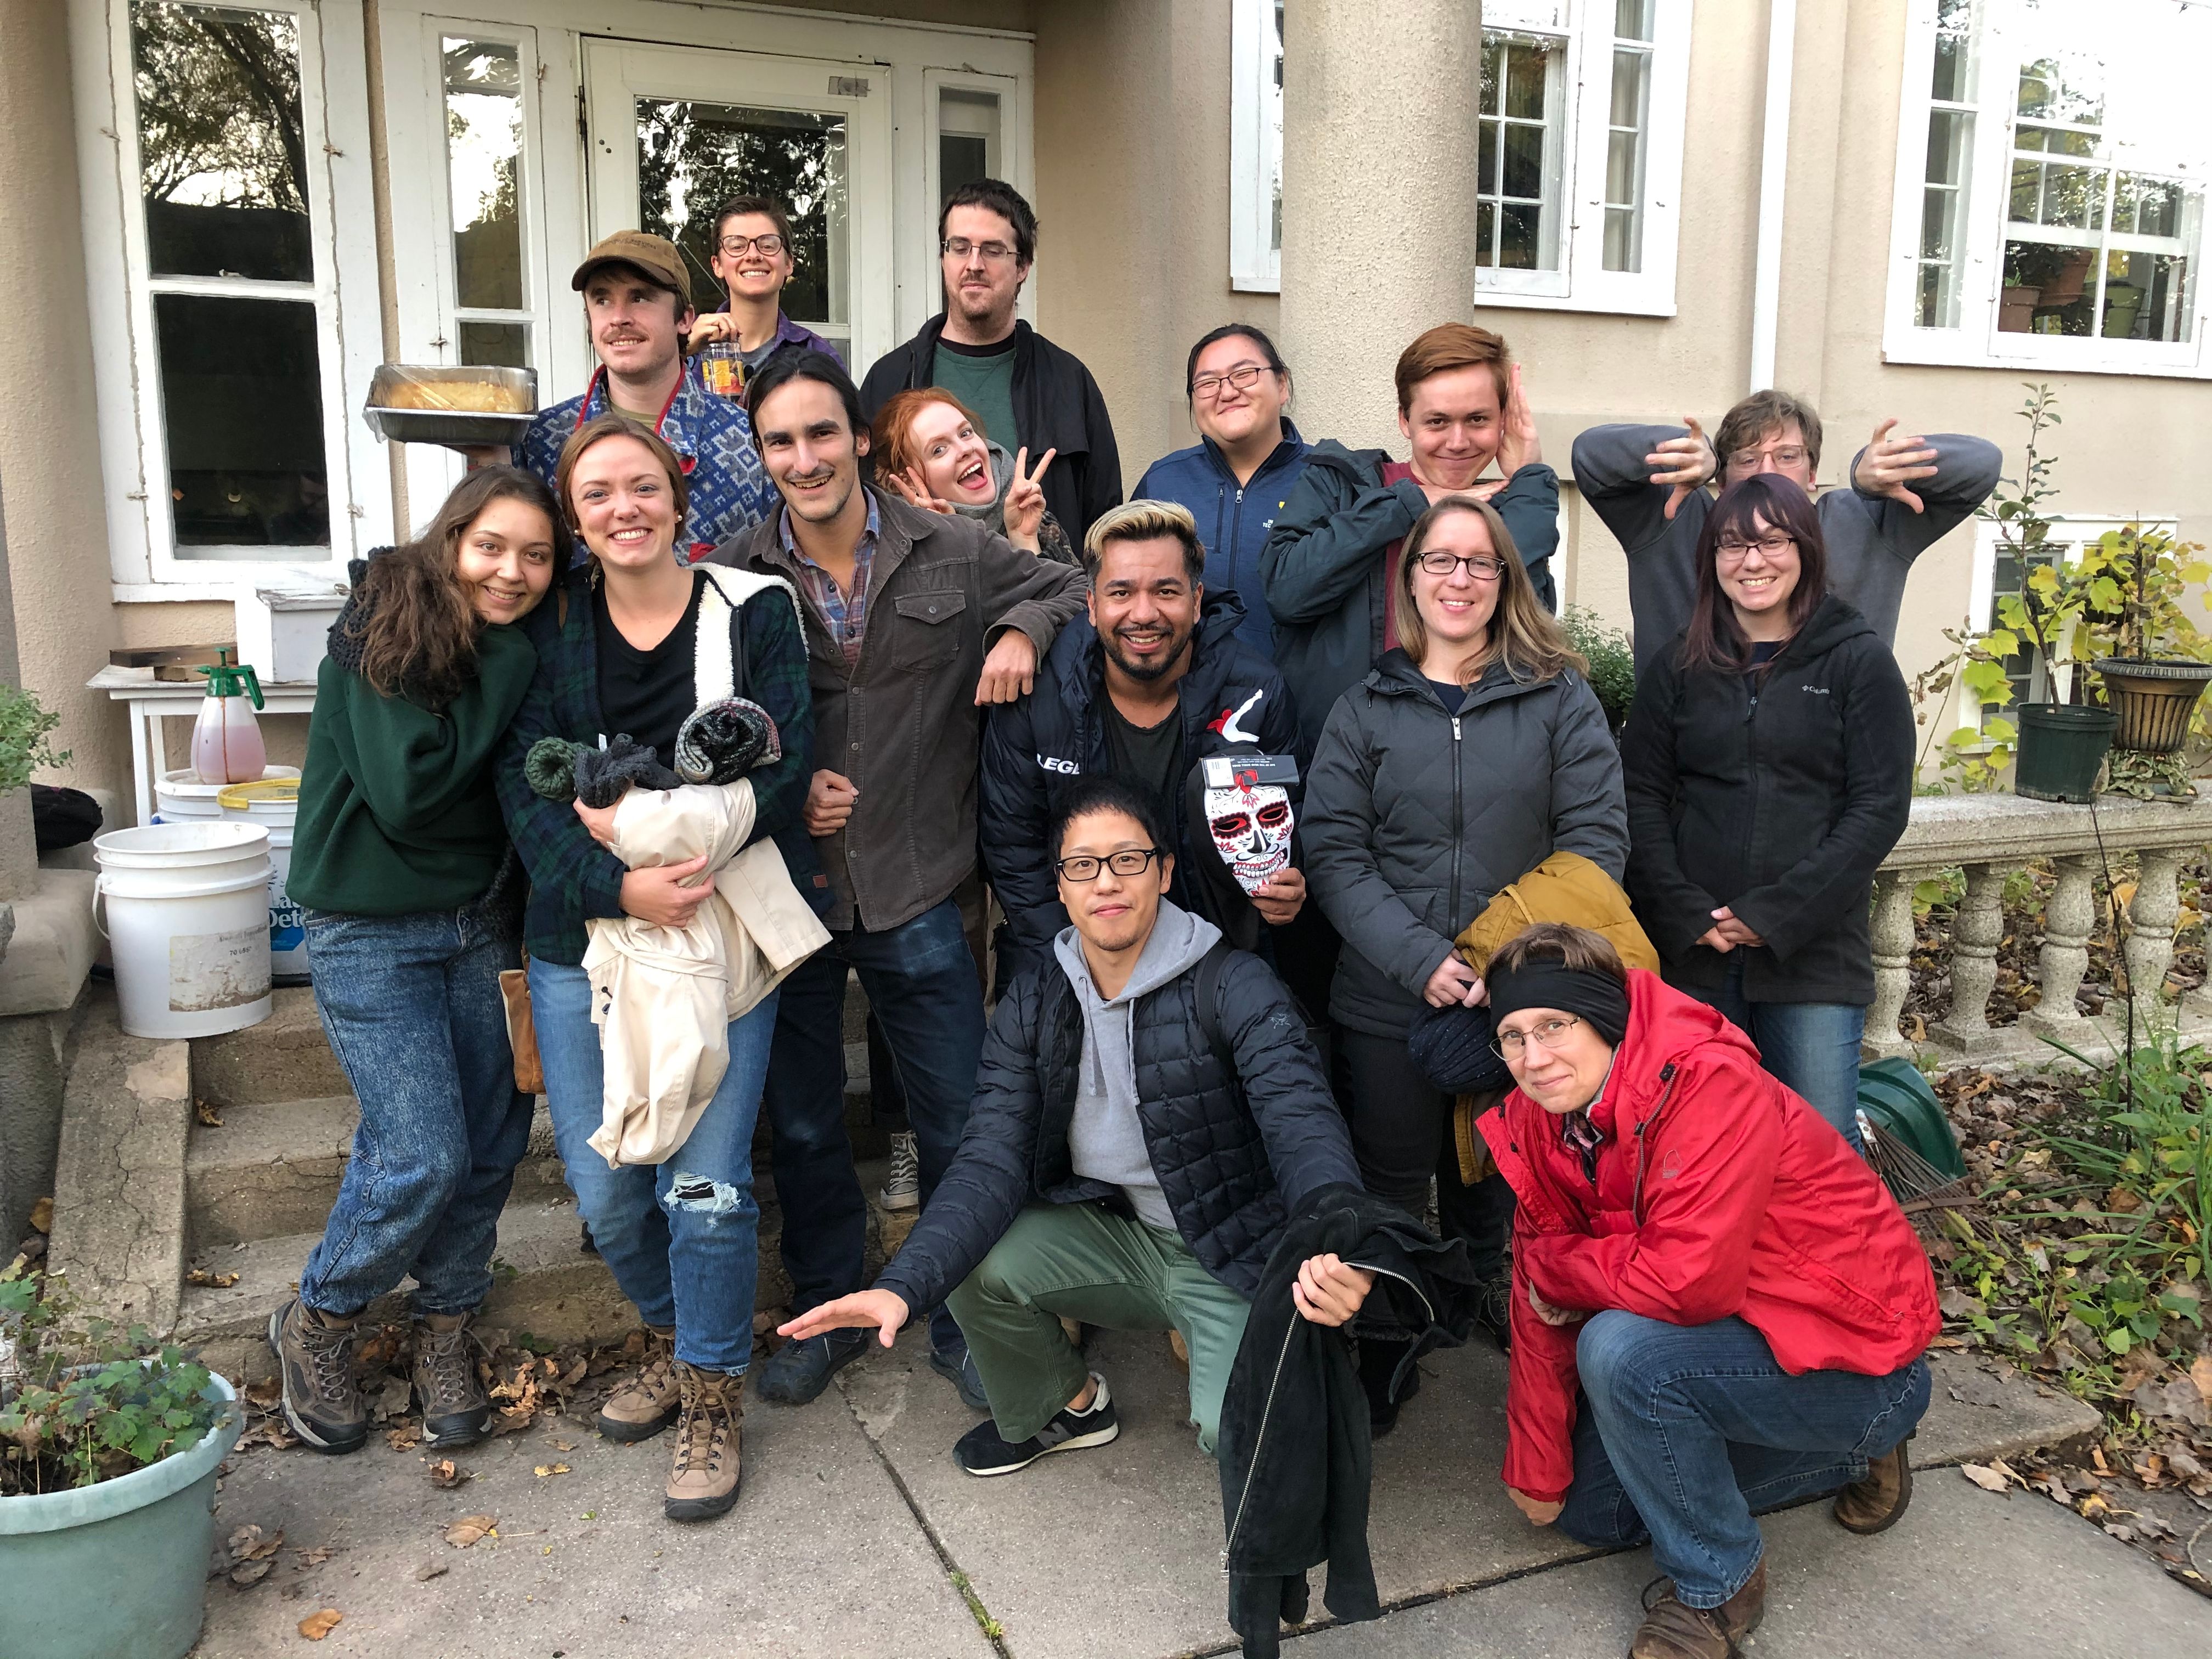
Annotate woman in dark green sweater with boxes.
[271,465,565,1458]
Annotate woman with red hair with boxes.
[871,387,1076,564]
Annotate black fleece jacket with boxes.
[1621,594,1914,1004]
[1218,1185,1483,1658]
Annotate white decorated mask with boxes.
[1206,782,1294,895]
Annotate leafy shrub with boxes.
[0,684,69,793]
[1563,606,1635,735]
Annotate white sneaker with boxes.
[879,1131,921,1211]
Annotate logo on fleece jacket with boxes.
[1208,686,1265,744]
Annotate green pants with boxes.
[945,1202,1252,1455]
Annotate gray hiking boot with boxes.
[269,1297,368,1454]
[413,1311,492,1447]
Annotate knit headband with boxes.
[1486,961,1630,1048]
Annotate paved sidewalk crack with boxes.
[836,1371,1015,1657]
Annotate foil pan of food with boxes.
[363,364,539,449]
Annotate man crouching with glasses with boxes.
[778,775,1369,1472]
[1476,923,1937,1659]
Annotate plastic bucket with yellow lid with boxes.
[218,778,309,983]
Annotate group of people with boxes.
[273,175,2001,1657]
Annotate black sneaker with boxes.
[268,1297,368,1454]
[953,1373,1119,1476]
[754,1327,870,1406]
[1474,1276,1514,1353]
[929,1341,991,1413]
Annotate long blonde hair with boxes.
[1395,496,1584,687]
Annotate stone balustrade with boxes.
[1867,792,2212,1064]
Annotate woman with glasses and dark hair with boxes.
[1621,475,1914,1143]
[1133,324,1310,659]
[1302,495,1627,1430]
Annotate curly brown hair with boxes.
[344,466,566,706]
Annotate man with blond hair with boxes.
[1572,388,2001,679]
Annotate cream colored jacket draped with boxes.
[581,569,831,1168]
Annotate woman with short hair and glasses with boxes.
[1621,475,1913,1143]
[1302,495,1627,1430]
[686,195,843,397]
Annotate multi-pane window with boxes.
[132,1,330,555]
[1229,0,1284,290]
[1887,0,2211,375]
[442,40,531,370]
[1477,31,1565,275]
[1603,0,1657,272]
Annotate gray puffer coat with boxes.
[1301,648,1630,1038]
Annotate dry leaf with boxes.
[386,1424,421,1452]
[229,1525,285,1561]
[229,1558,273,1588]
[297,1608,343,1640]
[195,1098,224,1126]
[552,1440,576,1454]
[2192,1353,2212,1409]
[426,1458,463,1489]
[294,1545,334,1568]
[443,1514,497,1548]
[27,1197,53,1233]
[246,1376,282,1408]
[532,1462,571,1479]
[185,1268,241,1289]
[2104,1185,2144,1214]
[1960,1463,2011,1493]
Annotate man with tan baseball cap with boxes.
[513,230,775,562]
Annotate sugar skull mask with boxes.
[1206,782,1294,895]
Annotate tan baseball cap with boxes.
[571,230,692,307]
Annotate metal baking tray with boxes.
[362,364,539,449]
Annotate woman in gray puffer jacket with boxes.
[1302,495,1627,1419]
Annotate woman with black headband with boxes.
[1475,923,1937,1659]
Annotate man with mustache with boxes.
[708,349,1086,1411]
[859,179,1122,544]
[513,232,776,563]
[981,501,1308,981]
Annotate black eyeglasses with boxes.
[1190,363,1274,400]
[1417,551,1507,580]
[1054,848,1164,883]
[941,237,1019,263]
[719,234,787,257]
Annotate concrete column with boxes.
[0,472,35,905]
[1277,0,1483,454]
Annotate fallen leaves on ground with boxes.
[224,1524,285,1588]
[195,1098,224,1126]
[533,1462,570,1479]
[1960,1462,2015,1493]
[294,1545,334,1568]
[185,1268,241,1288]
[27,1197,53,1233]
[297,1608,342,1640]
[443,1515,497,1548]
[426,1458,464,1488]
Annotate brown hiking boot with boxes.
[1834,1434,1915,1534]
[268,1298,367,1455]
[412,1311,491,1447]
[1630,1560,1765,1659]
[596,1325,680,1443]
[663,1361,743,1522]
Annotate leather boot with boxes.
[1834,1434,1915,1534]
[411,1311,491,1447]
[596,1324,680,1442]
[663,1361,742,1521]
[1630,1559,1765,1659]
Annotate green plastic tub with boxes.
[0,1372,240,1659]
[1857,1057,1966,1179]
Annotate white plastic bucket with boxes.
[93,822,274,1038]
[218,780,307,985]
[153,765,298,825]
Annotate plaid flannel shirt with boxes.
[515,360,777,566]
[781,496,881,665]
[494,567,816,965]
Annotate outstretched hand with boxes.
[1646,415,1716,520]
[1853,417,1939,513]
[777,1289,910,1348]
[1003,446,1056,544]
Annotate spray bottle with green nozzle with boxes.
[191,648,267,784]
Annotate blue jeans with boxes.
[296,902,533,1318]
[763,895,985,1353]
[1556,1311,1931,1608]
[1697,958,1866,1143]
[531,957,777,1374]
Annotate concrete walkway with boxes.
[191,1330,2201,1659]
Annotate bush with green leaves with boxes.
[0,684,69,793]
[0,1272,223,1495]
[1562,605,1635,735]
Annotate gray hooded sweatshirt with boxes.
[1052,899,1222,1229]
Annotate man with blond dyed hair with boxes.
[1572,388,2002,680]
[983,499,1310,981]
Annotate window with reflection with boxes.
[939,88,1001,205]
[131,0,329,554]
[443,38,532,369]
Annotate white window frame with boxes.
[1952,514,2178,741]
[72,0,391,595]
[1882,0,2212,380]
[1229,0,1688,314]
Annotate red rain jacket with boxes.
[1476,971,1939,1503]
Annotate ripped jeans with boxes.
[530,957,777,1374]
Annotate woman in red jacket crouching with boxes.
[1476,922,1938,1659]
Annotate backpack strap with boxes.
[1193,938,1237,1074]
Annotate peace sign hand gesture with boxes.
[883,464,954,517]
[1645,415,1716,521]
[1003,446,1056,546]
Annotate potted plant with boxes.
[0,1272,240,1659]
[2086,524,2212,794]
[1971,386,2115,802]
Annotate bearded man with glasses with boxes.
[1571,387,2000,682]
[779,774,1365,1475]
[859,179,1122,543]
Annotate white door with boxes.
[582,39,894,370]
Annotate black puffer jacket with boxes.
[979,591,1306,978]
[1622,594,1914,1004]
[873,945,1361,1313]
[1302,649,1629,1039]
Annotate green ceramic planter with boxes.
[0,1371,240,1659]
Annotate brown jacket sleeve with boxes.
[975,527,1088,658]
